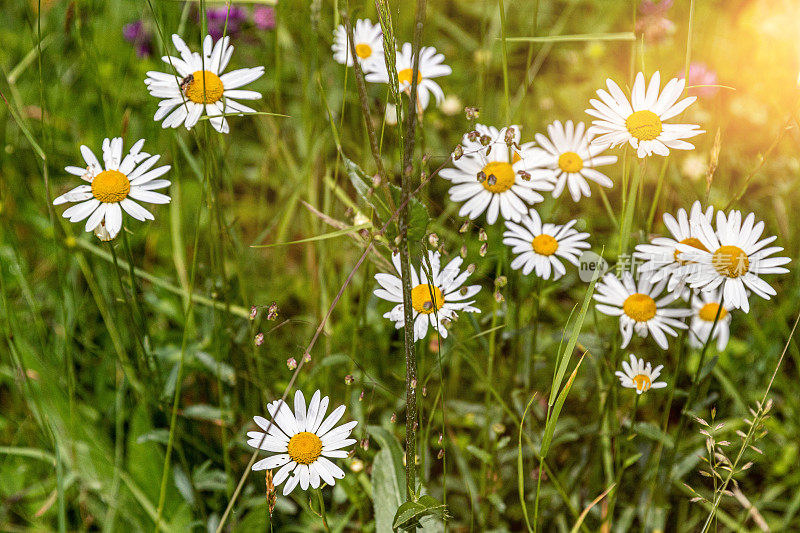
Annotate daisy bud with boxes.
[453,145,464,160]
[495,276,508,288]
[459,220,470,233]
[254,332,264,346]
[344,374,354,385]
[478,228,488,241]
[480,243,488,257]
[350,459,365,473]
[460,245,467,258]
[390,412,397,423]
[437,449,444,459]
[286,357,297,370]
[467,263,476,274]
[428,233,439,247]
[249,306,258,320]
[476,170,486,183]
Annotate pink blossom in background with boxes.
[206,6,248,39]
[680,62,719,98]
[636,0,676,43]
[253,5,276,30]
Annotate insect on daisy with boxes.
[440,124,553,225]
[677,210,791,313]
[331,18,383,71]
[374,250,481,341]
[53,137,171,240]
[366,42,451,111]
[616,354,667,394]
[688,289,732,351]
[586,71,704,158]
[144,34,264,133]
[634,201,714,292]
[533,120,617,202]
[502,208,591,280]
[594,271,692,349]
[248,390,357,495]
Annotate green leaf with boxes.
[392,495,449,531]
[368,426,405,532]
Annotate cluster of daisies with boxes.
[333,19,451,111]
[51,31,360,498]
[373,70,789,396]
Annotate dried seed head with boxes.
[359,390,365,401]
[465,106,480,120]
[467,130,480,142]
[371,174,381,187]
[504,128,516,145]
[459,220,470,233]
[518,170,531,181]
[428,233,439,247]
[495,275,508,288]
[477,170,487,183]
[303,353,311,363]
[254,333,264,346]
[286,357,297,370]
[390,412,397,423]
[480,243,488,256]
[267,301,279,320]
[460,245,467,258]
[494,290,505,303]
[453,145,464,160]
[437,449,445,459]
[467,263,476,274]
[250,306,258,320]
[480,134,491,146]
[486,174,497,186]
[460,286,469,296]
[478,228,488,241]
[344,374,354,385]
[422,385,427,397]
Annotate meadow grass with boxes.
[2,0,800,531]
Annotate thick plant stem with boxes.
[398,0,427,502]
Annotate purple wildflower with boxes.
[253,5,276,30]
[680,62,719,98]
[206,6,248,40]
[123,20,153,58]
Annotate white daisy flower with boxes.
[677,210,791,313]
[331,18,383,71]
[594,271,692,349]
[533,120,617,201]
[688,289,732,351]
[366,42,451,111]
[247,390,357,496]
[440,125,554,225]
[634,201,714,292]
[502,208,590,280]
[586,71,704,158]
[53,138,171,240]
[374,250,481,341]
[615,354,667,394]
[144,34,264,133]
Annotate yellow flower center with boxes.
[411,284,444,314]
[481,161,516,193]
[287,431,323,465]
[91,170,130,203]
[712,245,750,278]
[698,302,727,322]
[184,70,224,104]
[625,110,662,141]
[532,234,559,256]
[558,151,584,173]
[673,237,708,264]
[355,43,372,59]
[632,374,652,393]
[398,68,422,85]
[622,293,657,322]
